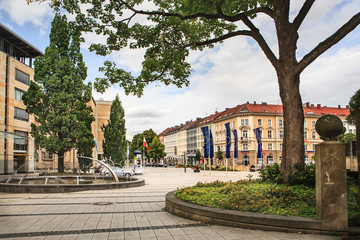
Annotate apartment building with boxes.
[0,23,43,174]
[161,101,354,170]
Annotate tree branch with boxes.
[297,11,360,74]
[184,30,252,48]
[292,0,315,30]
[239,13,279,69]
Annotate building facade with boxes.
[0,23,43,174]
[160,101,355,171]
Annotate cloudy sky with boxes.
[1,0,359,140]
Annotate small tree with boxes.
[102,95,127,166]
[130,129,157,160]
[195,149,202,164]
[23,13,93,173]
[216,146,224,165]
[347,88,360,199]
[149,136,166,163]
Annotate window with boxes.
[241,119,249,126]
[15,88,25,101]
[42,151,54,160]
[14,107,29,122]
[279,143,283,150]
[268,143,273,150]
[267,130,272,138]
[312,121,316,128]
[304,120,307,128]
[267,156,274,165]
[233,121,235,128]
[312,144,315,151]
[304,131,308,139]
[279,130,284,138]
[312,131,316,139]
[14,130,28,151]
[15,69,30,85]
[279,156,282,163]
[258,119,262,126]
[267,119,272,126]
[305,144,308,151]
[242,143,248,151]
[279,119,283,127]
[242,130,248,138]
[242,156,249,166]
[234,159,237,165]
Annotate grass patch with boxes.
[176,179,360,226]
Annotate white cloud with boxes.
[0,0,54,27]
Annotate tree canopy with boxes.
[23,13,94,173]
[130,129,157,160]
[149,136,166,161]
[29,0,360,179]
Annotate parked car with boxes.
[100,167,135,179]
[249,165,266,172]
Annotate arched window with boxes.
[242,155,249,166]
[267,156,274,165]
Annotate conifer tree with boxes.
[102,95,127,166]
[23,13,94,173]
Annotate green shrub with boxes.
[259,163,284,184]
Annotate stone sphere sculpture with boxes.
[315,114,343,140]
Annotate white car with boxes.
[100,167,134,179]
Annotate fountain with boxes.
[0,156,144,193]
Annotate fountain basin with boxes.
[0,175,145,193]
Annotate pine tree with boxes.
[102,95,127,166]
[23,13,94,173]
[23,14,93,173]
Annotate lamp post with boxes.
[184,152,186,173]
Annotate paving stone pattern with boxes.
[0,167,341,239]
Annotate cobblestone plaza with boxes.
[0,168,341,239]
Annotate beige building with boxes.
[0,24,113,173]
[0,23,42,174]
[161,101,354,171]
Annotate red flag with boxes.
[143,137,150,152]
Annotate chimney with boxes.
[317,104,321,109]
[311,104,314,107]
[246,101,249,104]
[338,105,341,109]
[254,101,256,106]
[262,102,267,107]
[346,105,350,110]
[304,102,310,108]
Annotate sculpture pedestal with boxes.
[315,141,348,232]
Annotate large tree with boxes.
[102,95,127,165]
[31,0,360,179]
[23,13,94,173]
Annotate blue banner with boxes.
[225,122,231,158]
[253,128,262,158]
[201,126,209,158]
[232,129,238,159]
[210,130,214,158]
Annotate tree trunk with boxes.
[278,71,305,180]
[58,151,65,173]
